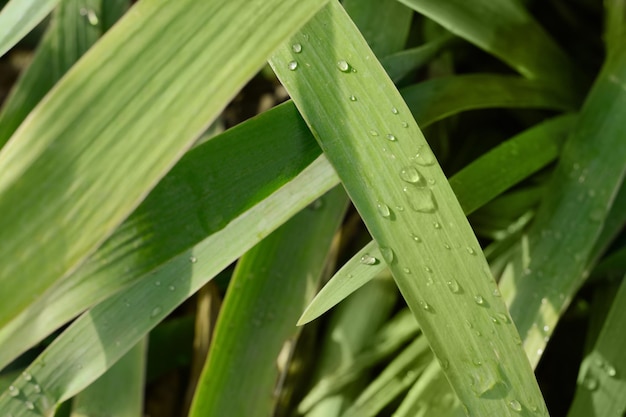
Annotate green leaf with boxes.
[270,1,547,415]
[188,187,349,417]
[403,75,577,127]
[567,276,626,417]
[0,154,338,416]
[299,115,573,325]
[0,0,328,329]
[70,338,146,417]
[501,42,626,368]
[0,101,323,370]
[380,35,455,83]
[398,0,583,100]
[0,0,58,58]
[0,0,129,148]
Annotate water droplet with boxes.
[380,247,394,264]
[403,187,437,213]
[472,358,483,366]
[508,400,522,412]
[377,201,391,218]
[288,61,298,71]
[414,146,436,166]
[349,95,357,101]
[337,60,350,72]
[402,267,411,273]
[490,316,499,324]
[189,256,197,263]
[447,279,460,293]
[360,254,378,265]
[439,358,450,369]
[466,247,476,255]
[8,385,19,397]
[543,325,550,333]
[427,178,436,185]
[395,205,404,212]
[25,401,35,410]
[424,266,433,273]
[492,288,501,297]
[80,8,99,26]
[168,285,176,291]
[391,107,399,114]
[22,372,32,381]
[606,365,617,377]
[474,295,485,305]
[419,300,432,312]
[33,384,41,394]
[292,43,302,53]
[465,320,474,329]
[433,222,441,229]
[401,121,409,128]
[583,374,598,390]
[399,166,423,184]
[155,280,161,287]
[386,133,397,141]
[443,243,451,250]
[410,233,421,242]
[369,129,379,136]
[496,313,509,323]
[150,306,162,318]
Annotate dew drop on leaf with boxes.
[380,247,394,263]
[446,279,460,293]
[508,400,522,412]
[349,95,357,101]
[399,166,422,184]
[337,60,350,72]
[287,61,298,71]
[433,221,441,229]
[22,372,32,381]
[410,233,422,242]
[386,133,397,141]
[150,306,162,318]
[369,129,379,136]
[291,43,302,53]
[466,247,476,255]
[189,256,197,263]
[401,121,409,128]
[419,300,432,311]
[360,254,378,265]
[474,295,485,305]
[403,187,437,213]
[377,201,391,218]
[391,107,399,114]
[8,385,19,397]
[25,401,35,410]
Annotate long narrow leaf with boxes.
[0,154,338,416]
[0,0,328,329]
[300,114,574,325]
[188,187,348,417]
[501,42,626,368]
[0,0,58,57]
[270,1,547,415]
[0,0,128,148]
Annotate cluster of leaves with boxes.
[0,0,624,416]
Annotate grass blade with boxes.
[300,115,573,325]
[0,101,323,370]
[0,0,58,57]
[188,187,349,417]
[70,338,146,417]
[0,0,128,147]
[397,0,583,99]
[0,0,328,330]
[270,1,547,415]
[0,154,338,416]
[566,276,626,417]
[501,43,626,368]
